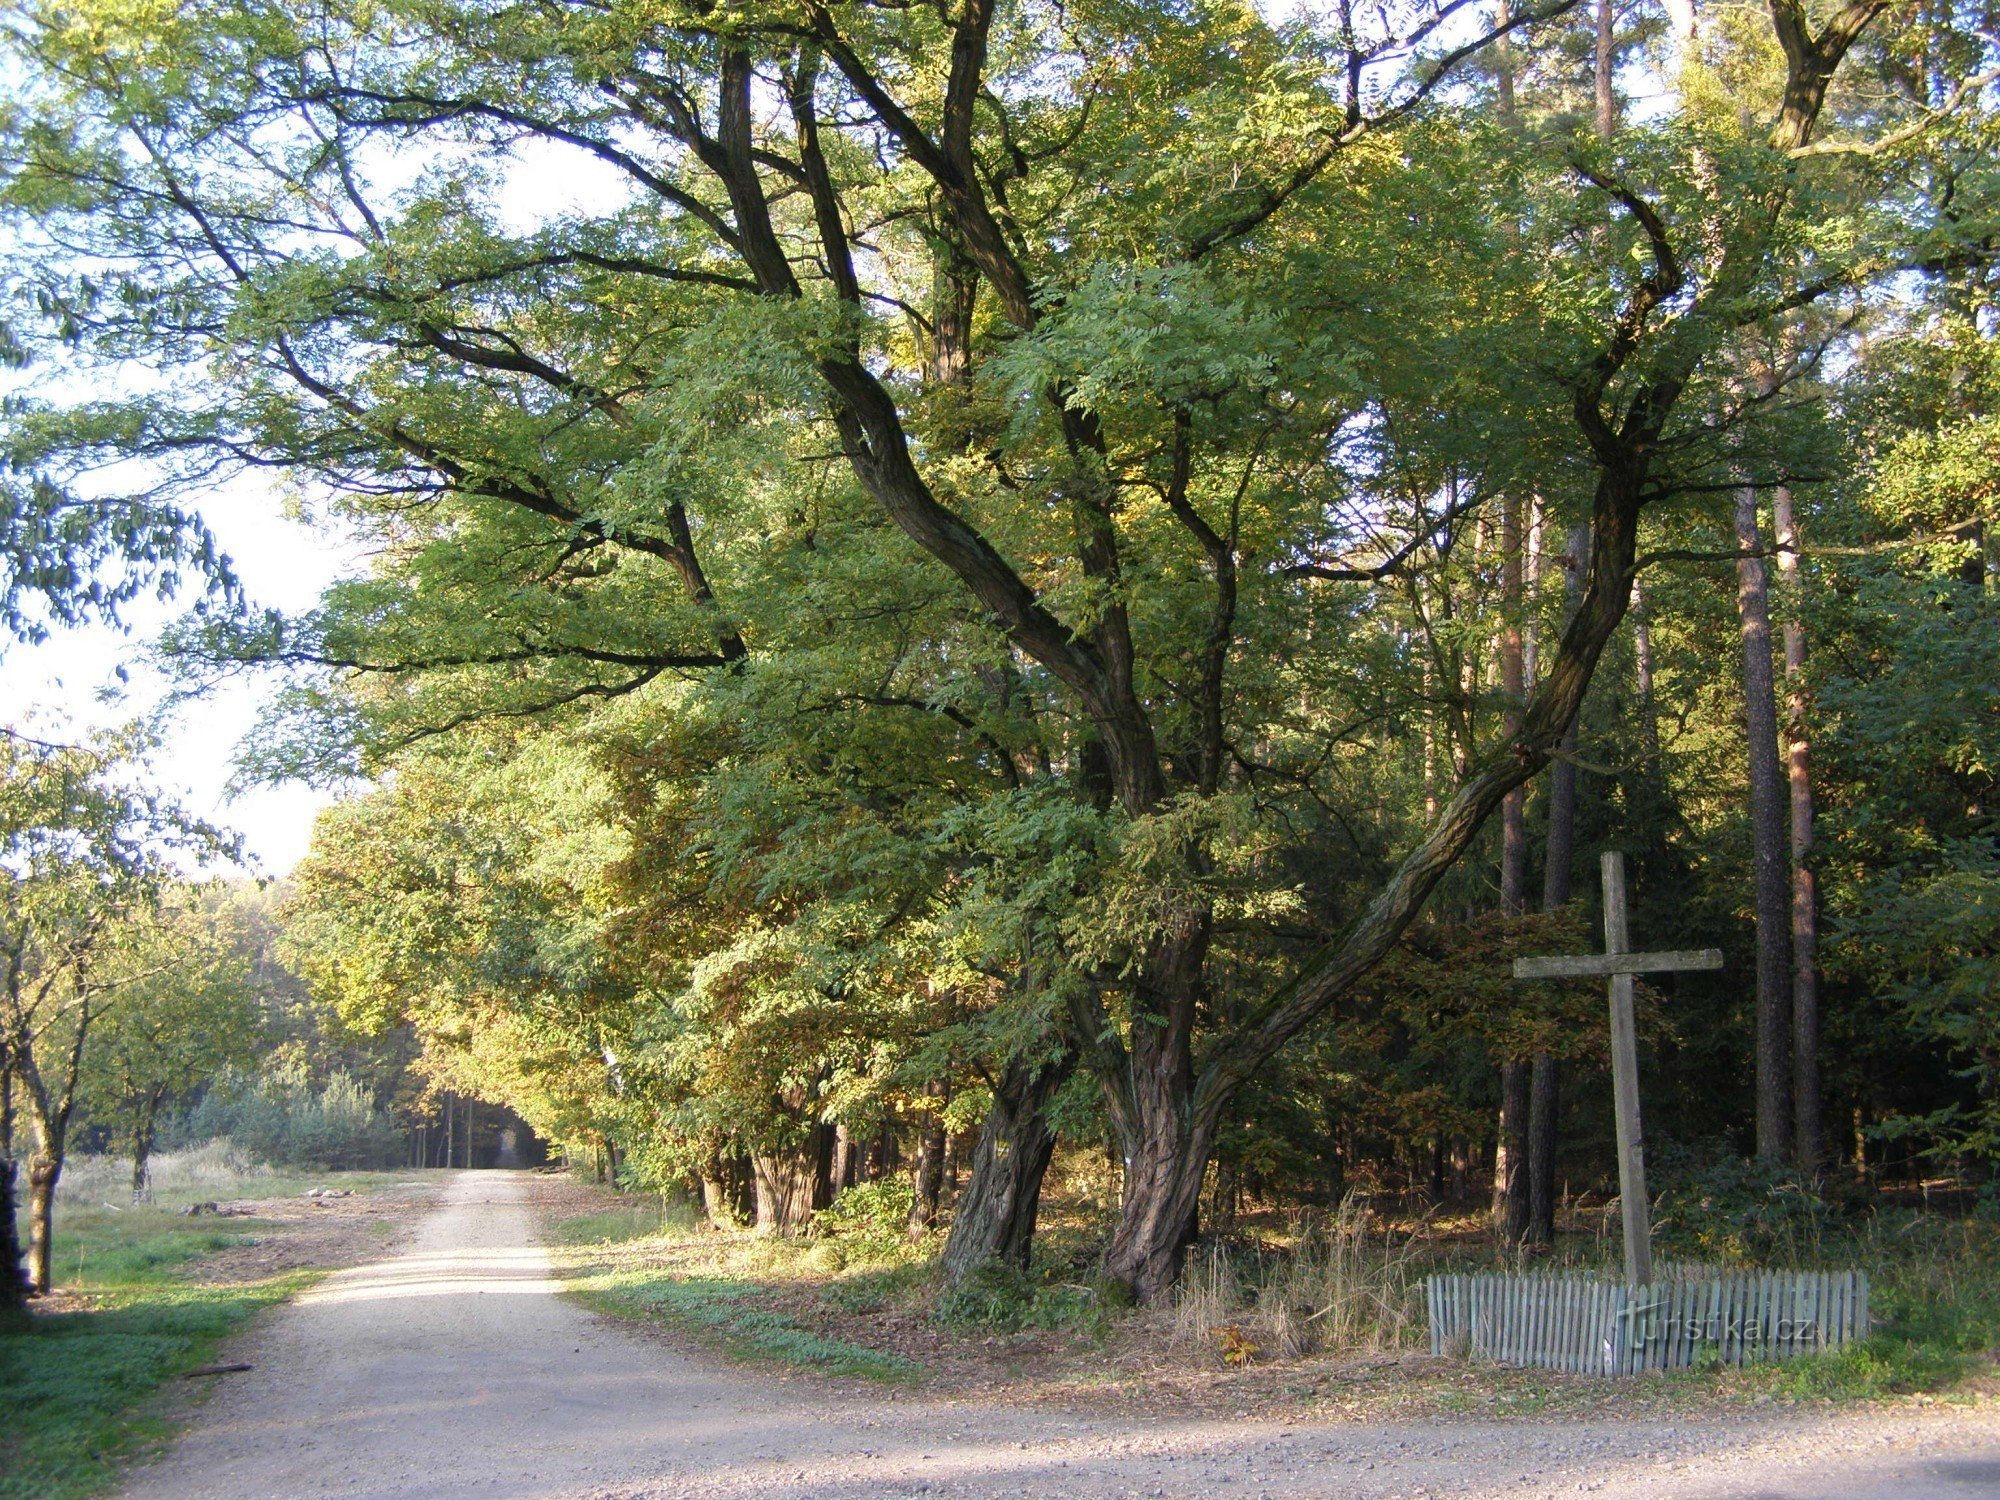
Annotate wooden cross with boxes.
[1513,851,1722,1287]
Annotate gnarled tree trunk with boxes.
[941,1053,1071,1280]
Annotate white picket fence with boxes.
[1426,1266,1869,1376]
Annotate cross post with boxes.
[1513,851,1722,1287]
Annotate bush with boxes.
[176,1061,400,1170]
[1651,1141,1835,1266]
[811,1178,915,1256]
[933,1258,1117,1338]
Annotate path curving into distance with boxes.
[123,1171,2000,1500]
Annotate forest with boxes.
[0,0,1996,1329]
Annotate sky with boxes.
[0,476,362,877]
[0,145,630,881]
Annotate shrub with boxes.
[811,1178,916,1257]
[176,1061,400,1170]
[1651,1141,1835,1266]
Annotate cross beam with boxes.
[1514,949,1722,980]
[1511,852,1723,1288]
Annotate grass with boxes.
[554,1196,926,1382]
[2,1148,408,1500]
[569,1268,923,1381]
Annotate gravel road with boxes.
[122,1171,2000,1500]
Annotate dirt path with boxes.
[123,1171,2000,1500]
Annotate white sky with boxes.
[0,477,361,877]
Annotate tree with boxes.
[78,888,264,1199]
[0,731,231,1295]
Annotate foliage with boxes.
[1651,1141,1838,1267]
[181,1062,401,1171]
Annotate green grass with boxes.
[0,1168,407,1500]
[546,1198,698,1247]
[554,1200,925,1382]
[1737,1215,2000,1401]
[568,1268,922,1381]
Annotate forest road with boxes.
[121,1170,2000,1500]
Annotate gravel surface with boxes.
[122,1170,2000,1500]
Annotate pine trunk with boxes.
[940,1055,1070,1279]
[1492,1062,1531,1243]
[1772,484,1821,1173]
[1737,486,1795,1164]
[1528,523,1589,1247]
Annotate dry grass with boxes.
[1172,1198,1432,1366]
[55,1140,275,1209]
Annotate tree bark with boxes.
[131,1098,160,1203]
[1529,523,1589,1247]
[1493,495,1530,1243]
[28,1154,58,1294]
[1630,579,1661,762]
[1594,0,1617,139]
[940,1053,1071,1280]
[907,1078,948,1239]
[1737,486,1795,1164]
[0,1056,26,1311]
[1772,484,1821,1173]
[1492,1062,1532,1243]
[753,1145,822,1233]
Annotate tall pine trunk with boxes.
[1772,484,1821,1173]
[941,1055,1069,1279]
[1737,486,1794,1164]
[1494,492,1531,1245]
[1529,523,1591,1247]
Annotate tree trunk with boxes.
[1493,493,1530,1243]
[131,1104,159,1204]
[1492,1062,1531,1243]
[1594,0,1617,139]
[1738,486,1795,1164]
[0,1153,25,1310]
[1097,943,1214,1303]
[941,1054,1070,1280]
[1526,1055,1559,1241]
[753,1144,823,1233]
[1529,523,1589,1247]
[831,1124,858,1193]
[1772,484,1821,1174]
[700,1143,742,1229]
[28,1154,59,1294]
[1631,580,1661,762]
[907,1079,948,1239]
[0,1055,25,1311]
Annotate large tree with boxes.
[4,0,1977,1297]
